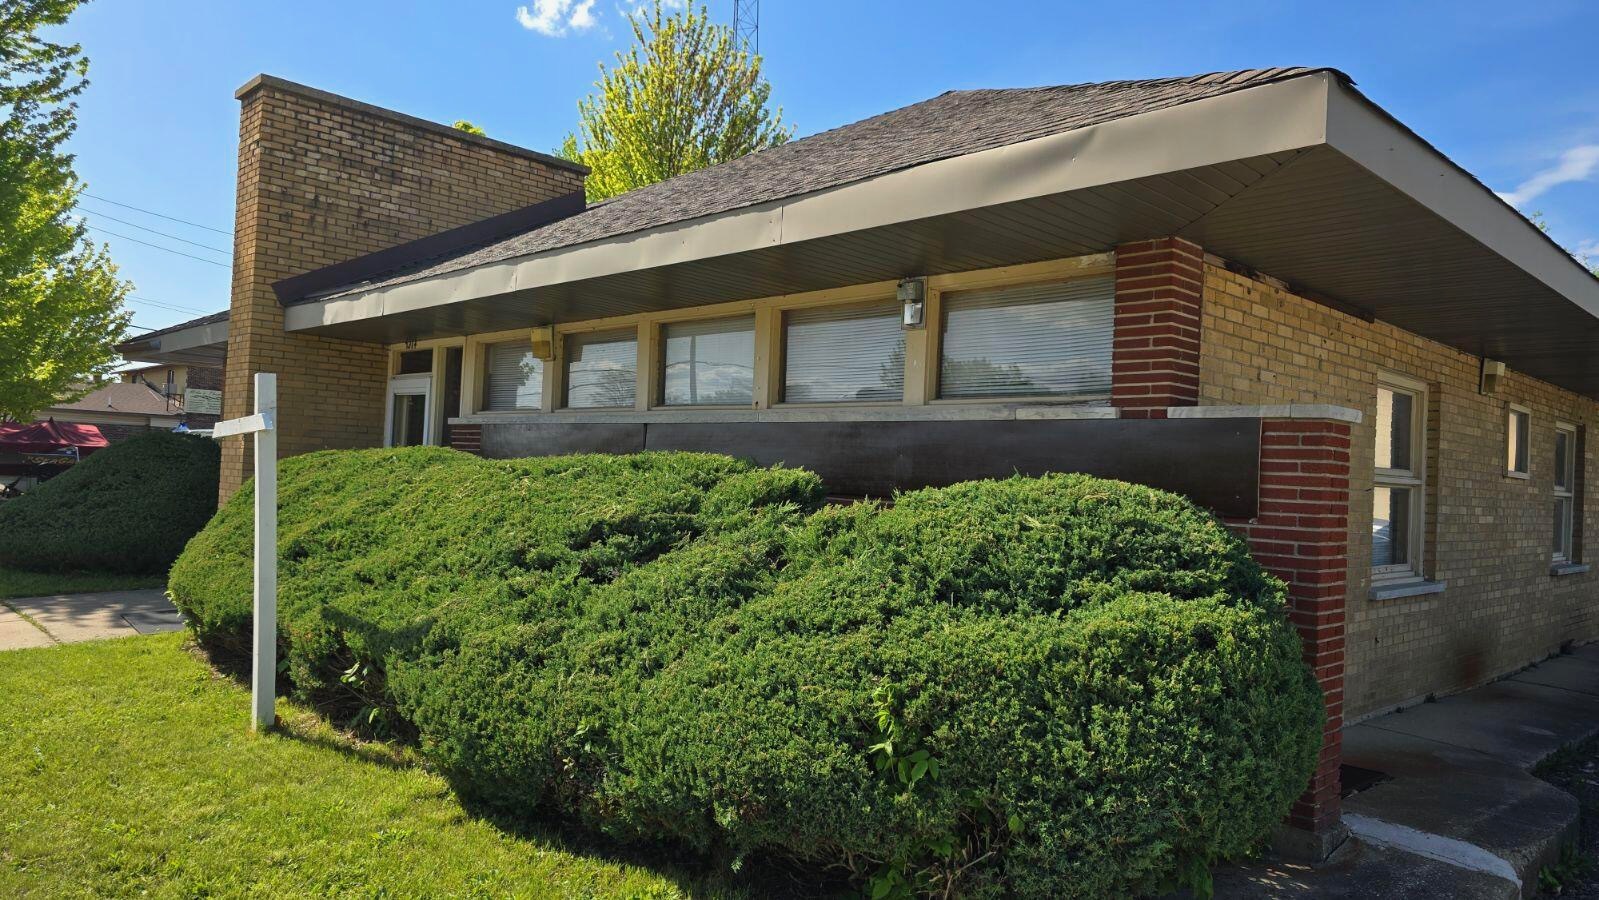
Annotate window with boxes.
[782,301,905,403]
[396,348,432,375]
[564,329,638,409]
[482,340,543,411]
[1373,374,1426,580]
[1507,405,1531,476]
[1554,423,1578,562]
[661,316,755,406]
[938,275,1114,399]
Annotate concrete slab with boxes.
[1360,677,1599,770]
[1212,838,1517,899]
[4,589,181,644]
[0,607,54,650]
[1509,646,1599,699]
[120,607,186,635]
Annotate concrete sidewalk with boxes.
[1216,644,1599,898]
[0,589,183,649]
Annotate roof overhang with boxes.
[285,71,1599,399]
[117,317,229,367]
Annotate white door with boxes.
[385,373,434,447]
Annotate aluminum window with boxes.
[1373,374,1427,580]
[1507,405,1531,476]
[782,301,905,403]
[482,340,543,411]
[661,316,755,406]
[1554,423,1578,562]
[938,275,1114,400]
[564,329,638,409]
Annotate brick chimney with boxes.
[220,76,586,499]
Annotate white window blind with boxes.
[939,276,1114,399]
[482,340,543,411]
[662,316,756,406]
[565,329,638,409]
[783,301,905,403]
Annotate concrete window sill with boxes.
[1550,562,1590,577]
[1369,579,1447,601]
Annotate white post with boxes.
[251,374,278,732]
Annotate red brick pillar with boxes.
[449,424,483,455]
[1111,238,1203,418]
[1224,417,1351,859]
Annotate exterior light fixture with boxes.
[898,277,927,329]
[1480,358,1505,395]
[529,326,554,360]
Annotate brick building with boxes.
[213,67,1599,857]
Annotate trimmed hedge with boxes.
[170,447,1322,898]
[0,431,219,574]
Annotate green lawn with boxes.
[0,633,745,899]
[0,566,164,600]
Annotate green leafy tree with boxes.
[0,0,130,421]
[559,1,791,202]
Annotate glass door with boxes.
[385,373,433,447]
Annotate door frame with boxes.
[384,373,434,447]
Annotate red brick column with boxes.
[1223,417,1351,858]
[449,424,483,455]
[1111,238,1203,418]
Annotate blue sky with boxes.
[53,0,1598,338]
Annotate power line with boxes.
[86,225,231,268]
[78,192,233,236]
[76,206,231,255]
[127,294,212,316]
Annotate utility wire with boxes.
[86,225,231,268]
[127,294,212,316]
[76,206,231,255]
[78,192,233,236]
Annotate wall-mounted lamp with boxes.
[529,326,555,361]
[898,277,926,329]
[1480,358,1505,395]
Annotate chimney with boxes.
[219,76,586,499]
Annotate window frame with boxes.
[1506,403,1532,478]
[656,314,759,409]
[1554,421,1578,563]
[479,337,546,413]
[561,326,642,410]
[776,296,908,406]
[1372,371,1429,584]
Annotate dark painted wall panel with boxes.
[478,417,1261,517]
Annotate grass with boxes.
[0,633,748,899]
[0,566,164,600]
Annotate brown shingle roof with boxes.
[50,382,182,416]
[299,67,1340,303]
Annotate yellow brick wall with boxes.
[1200,260,1599,719]
[221,79,585,498]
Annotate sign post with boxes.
[212,373,278,732]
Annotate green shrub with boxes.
[0,431,219,574]
[171,449,1321,898]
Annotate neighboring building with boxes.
[35,381,187,441]
[214,68,1599,857]
[116,311,230,431]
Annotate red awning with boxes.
[0,419,110,455]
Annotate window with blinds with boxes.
[782,301,905,403]
[662,316,755,406]
[482,340,543,411]
[564,329,638,409]
[938,276,1114,399]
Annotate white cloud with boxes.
[1497,145,1599,208]
[1575,238,1599,260]
[515,0,598,37]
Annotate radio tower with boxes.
[732,0,758,54]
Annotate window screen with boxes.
[939,276,1114,399]
[662,316,756,406]
[564,329,638,409]
[482,340,543,411]
[782,302,905,403]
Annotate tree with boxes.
[452,120,485,136]
[559,1,791,202]
[0,0,130,421]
